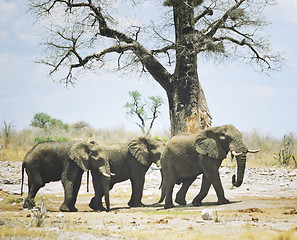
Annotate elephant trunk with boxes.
[232,154,247,187]
[101,175,111,211]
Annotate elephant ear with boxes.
[69,142,90,171]
[195,129,227,160]
[128,137,151,166]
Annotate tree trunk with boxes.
[167,79,211,136]
[167,0,211,136]
[133,1,212,136]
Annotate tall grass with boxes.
[242,130,296,168]
[0,126,295,168]
[0,125,167,162]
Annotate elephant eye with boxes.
[91,151,98,157]
[150,145,157,150]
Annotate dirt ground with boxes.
[0,161,296,239]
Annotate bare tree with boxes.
[71,120,91,132]
[1,121,15,148]
[125,90,163,135]
[28,0,283,136]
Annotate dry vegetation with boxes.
[1,125,296,168]
[0,126,158,162]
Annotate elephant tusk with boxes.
[102,172,111,178]
[110,172,116,176]
[248,149,260,153]
[231,151,242,156]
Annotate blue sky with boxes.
[0,0,296,138]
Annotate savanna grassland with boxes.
[0,127,296,239]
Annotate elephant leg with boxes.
[71,174,83,207]
[192,174,211,206]
[23,179,44,209]
[60,166,83,212]
[60,180,78,212]
[23,174,44,209]
[128,177,145,207]
[198,158,229,205]
[163,174,176,209]
[128,167,147,207]
[211,171,229,205]
[164,182,175,209]
[175,177,196,205]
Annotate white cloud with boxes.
[277,0,297,24]
[12,16,38,43]
[250,85,275,98]
[0,53,10,64]
[240,82,275,99]
[0,0,18,23]
[0,30,8,39]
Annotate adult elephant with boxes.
[89,137,165,211]
[159,125,259,209]
[21,140,112,212]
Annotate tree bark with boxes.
[167,0,211,136]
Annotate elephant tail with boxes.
[159,189,165,203]
[158,169,165,203]
[87,170,89,192]
[21,162,25,196]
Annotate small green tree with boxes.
[30,113,51,129]
[125,91,163,135]
[30,113,69,132]
[49,118,70,131]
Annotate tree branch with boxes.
[206,0,246,38]
[71,43,136,69]
[194,6,214,23]
[212,36,278,69]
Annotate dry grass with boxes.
[0,226,57,239]
[90,226,297,240]
[0,127,295,168]
[0,145,31,162]
[1,221,295,240]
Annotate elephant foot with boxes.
[217,198,230,205]
[128,201,144,208]
[192,198,203,207]
[89,197,107,212]
[175,198,187,206]
[23,198,35,209]
[60,204,78,212]
[89,203,107,212]
[164,203,175,209]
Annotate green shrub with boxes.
[34,136,69,144]
[153,136,168,143]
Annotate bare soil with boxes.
[0,161,296,239]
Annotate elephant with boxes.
[159,125,259,209]
[21,140,112,212]
[89,136,165,211]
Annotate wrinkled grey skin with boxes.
[89,137,165,211]
[21,140,111,212]
[159,125,258,209]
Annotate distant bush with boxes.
[34,136,69,144]
[153,136,169,143]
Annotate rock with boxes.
[201,209,214,220]
[288,169,297,177]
